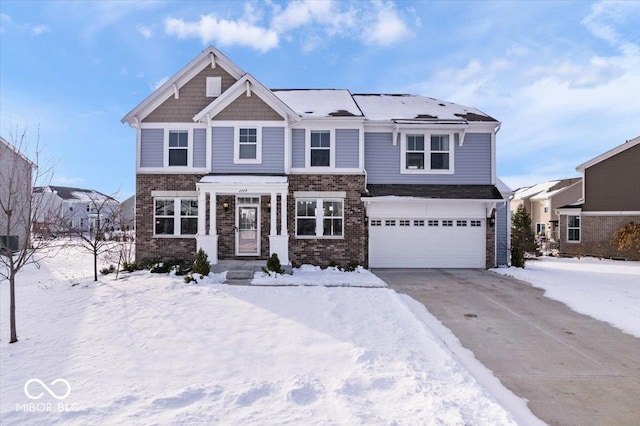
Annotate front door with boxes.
[236,203,259,256]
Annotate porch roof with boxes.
[363,184,503,200]
[199,175,288,185]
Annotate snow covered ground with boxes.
[1,245,526,425]
[492,256,640,338]
[251,264,387,287]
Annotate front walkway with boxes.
[375,268,640,426]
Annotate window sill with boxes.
[295,236,345,240]
[400,169,454,175]
[153,235,197,239]
[234,159,262,165]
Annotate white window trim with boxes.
[295,197,344,239]
[567,215,581,243]
[400,131,455,174]
[164,129,192,169]
[153,197,198,238]
[233,126,262,164]
[305,129,335,169]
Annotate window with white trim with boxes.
[168,130,188,166]
[470,220,481,227]
[154,198,198,236]
[385,220,396,226]
[401,132,454,173]
[406,134,425,169]
[370,219,382,226]
[442,220,453,227]
[567,215,580,242]
[456,220,467,227]
[400,220,411,226]
[430,135,450,170]
[414,220,425,226]
[536,223,546,236]
[428,220,439,227]
[310,130,331,167]
[296,198,343,238]
[234,127,261,164]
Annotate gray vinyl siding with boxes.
[193,129,206,168]
[292,129,305,168]
[496,200,509,266]
[364,132,492,184]
[211,126,284,173]
[140,129,164,167]
[335,129,359,168]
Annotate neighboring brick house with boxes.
[122,46,507,268]
[511,178,582,242]
[557,136,640,260]
[0,136,35,252]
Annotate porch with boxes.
[196,175,290,265]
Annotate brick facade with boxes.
[287,174,367,268]
[560,214,640,260]
[136,173,205,262]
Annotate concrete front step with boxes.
[225,270,255,280]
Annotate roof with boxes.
[528,178,581,201]
[199,175,288,184]
[351,94,498,123]
[272,89,363,118]
[496,178,513,195]
[577,135,640,172]
[363,184,503,200]
[34,186,116,202]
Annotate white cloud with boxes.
[270,0,334,33]
[30,24,50,36]
[152,76,169,90]
[165,15,279,52]
[120,68,129,76]
[361,1,413,46]
[0,13,10,33]
[136,24,152,39]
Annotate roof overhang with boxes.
[576,135,640,172]
[121,46,245,127]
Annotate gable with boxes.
[212,92,284,121]
[143,66,238,123]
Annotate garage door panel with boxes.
[369,218,485,268]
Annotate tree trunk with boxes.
[93,249,98,282]
[10,272,17,343]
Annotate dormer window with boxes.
[206,77,221,97]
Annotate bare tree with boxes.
[54,190,121,281]
[0,126,55,344]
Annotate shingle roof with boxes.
[272,89,363,118]
[363,184,503,200]
[34,186,114,201]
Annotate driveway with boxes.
[374,268,640,426]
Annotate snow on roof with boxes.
[496,178,513,195]
[513,181,560,200]
[272,89,363,118]
[34,186,114,202]
[351,94,497,122]
[199,175,288,184]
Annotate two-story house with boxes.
[0,136,35,252]
[511,178,582,241]
[33,186,120,235]
[557,136,640,260]
[122,46,507,268]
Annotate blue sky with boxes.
[1,0,639,200]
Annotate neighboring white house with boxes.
[0,136,36,252]
[33,186,121,235]
[119,195,135,232]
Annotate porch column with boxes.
[197,191,207,235]
[270,192,277,236]
[209,191,217,235]
[280,191,288,236]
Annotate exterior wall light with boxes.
[222,201,230,212]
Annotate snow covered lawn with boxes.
[251,264,387,287]
[1,247,519,425]
[492,256,640,338]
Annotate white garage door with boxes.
[369,218,485,268]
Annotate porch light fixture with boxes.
[222,201,230,212]
[266,201,271,210]
[489,216,495,227]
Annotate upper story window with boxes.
[401,132,454,174]
[567,215,580,242]
[430,135,450,170]
[406,135,425,169]
[234,127,261,164]
[168,130,188,166]
[310,130,331,167]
